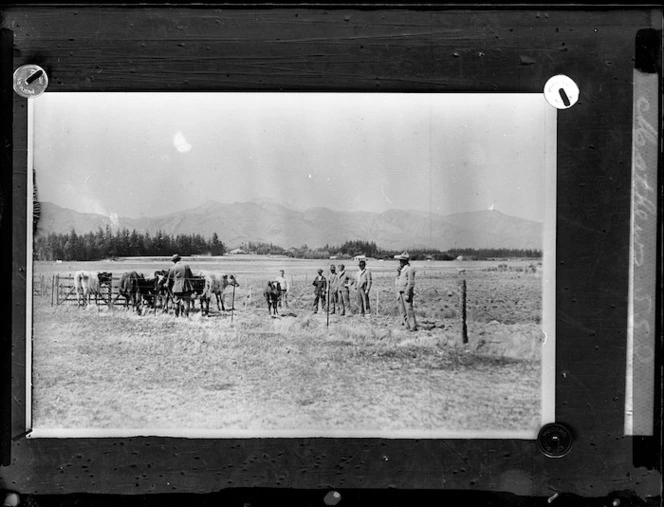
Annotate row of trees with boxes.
[34,229,541,262]
[325,242,541,261]
[34,226,226,261]
[445,248,542,260]
[236,240,542,261]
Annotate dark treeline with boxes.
[35,231,540,262]
[237,240,383,260]
[444,248,542,260]
[34,227,226,261]
[238,240,541,261]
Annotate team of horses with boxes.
[73,270,239,316]
[73,270,287,317]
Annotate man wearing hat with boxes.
[395,252,417,331]
[166,254,194,317]
[355,258,372,316]
[336,263,352,316]
[312,268,327,314]
[327,264,339,315]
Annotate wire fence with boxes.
[38,272,472,342]
[50,274,116,307]
[46,274,211,309]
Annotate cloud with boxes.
[58,183,108,215]
[173,131,192,153]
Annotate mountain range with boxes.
[35,200,543,251]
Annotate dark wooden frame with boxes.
[1,5,662,497]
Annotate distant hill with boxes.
[36,201,542,251]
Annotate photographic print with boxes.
[28,92,556,438]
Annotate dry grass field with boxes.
[31,257,546,436]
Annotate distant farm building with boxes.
[456,255,477,261]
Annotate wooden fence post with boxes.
[55,273,59,305]
[231,284,236,323]
[326,281,330,329]
[459,277,468,344]
[51,274,54,306]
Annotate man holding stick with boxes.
[336,264,352,316]
[312,268,327,314]
[355,258,372,317]
[327,264,339,315]
[395,252,418,331]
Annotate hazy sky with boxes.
[32,92,555,222]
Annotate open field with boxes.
[31,257,546,436]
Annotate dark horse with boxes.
[113,271,142,311]
[263,281,281,316]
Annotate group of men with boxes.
[311,261,367,316]
[307,253,418,331]
[166,252,418,330]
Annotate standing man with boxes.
[166,254,194,317]
[395,252,418,331]
[312,268,327,314]
[336,263,352,316]
[355,258,372,316]
[327,264,339,315]
[275,269,289,309]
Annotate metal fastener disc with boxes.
[543,74,579,109]
[537,422,574,458]
[13,64,49,98]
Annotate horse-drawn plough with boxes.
[45,272,237,317]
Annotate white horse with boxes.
[201,272,240,312]
[74,270,112,307]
